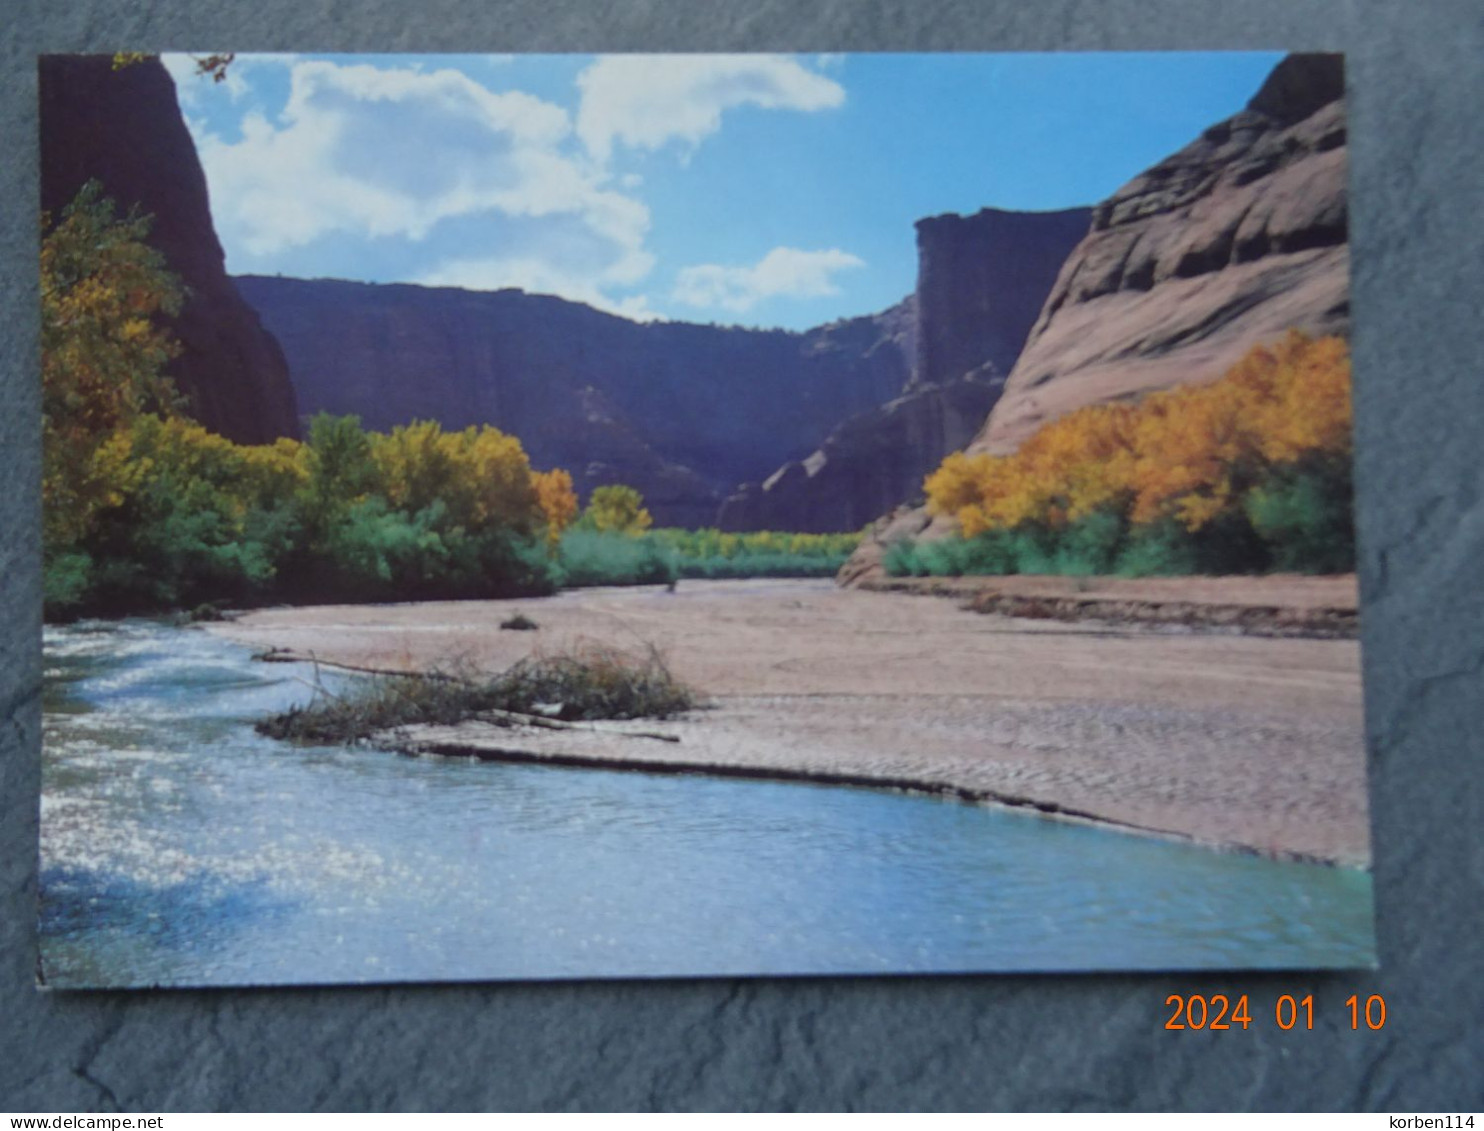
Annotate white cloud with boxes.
[575,54,844,162]
[189,57,654,308]
[177,55,861,321]
[672,246,865,314]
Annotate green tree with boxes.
[297,413,378,541]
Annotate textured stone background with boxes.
[3,0,1481,1112]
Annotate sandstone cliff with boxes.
[39,55,299,443]
[840,53,1350,584]
[971,53,1348,455]
[719,207,1090,532]
[912,207,1093,391]
[236,277,911,527]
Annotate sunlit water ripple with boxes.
[39,618,1376,987]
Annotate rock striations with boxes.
[912,207,1094,392]
[39,55,299,444]
[971,53,1349,455]
[718,207,1091,532]
[717,374,1003,534]
[237,277,912,528]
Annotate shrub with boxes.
[555,526,861,587]
[313,498,451,600]
[42,552,94,617]
[1246,457,1354,573]
[491,644,697,720]
[885,512,1125,578]
[556,528,679,588]
[296,500,557,604]
[1112,520,1203,578]
[673,551,847,579]
[579,484,653,535]
[258,643,699,745]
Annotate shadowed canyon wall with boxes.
[717,374,1003,533]
[237,276,912,528]
[912,207,1094,391]
[39,55,299,444]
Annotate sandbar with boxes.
[209,578,1370,866]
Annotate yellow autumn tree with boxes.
[125,415,308,519]
[582,484,653,535]
[368,420,543,533]
[40,180,183,551]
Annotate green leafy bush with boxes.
[555,526,861,588]
[556,528,679,588]
[1111,520,1203,578]
[42,552,94,616]
[674,551,846,579]
[1246,458,1354,574]
[885,512,1127,578]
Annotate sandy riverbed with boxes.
[209,578,1370,866]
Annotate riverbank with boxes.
[209,578,1370,866]
[856,572,1360,637]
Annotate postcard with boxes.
[37,49,1372,988]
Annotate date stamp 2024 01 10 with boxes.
[1164,993,1388,1031]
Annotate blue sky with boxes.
[163,51,1283,330]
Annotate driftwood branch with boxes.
[470,707,681,743]
[254,648,461,681]
[288,674,347,703]
[256,647,685,743]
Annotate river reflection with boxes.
[39,619,1375,987]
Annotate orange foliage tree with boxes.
[925,332,1352,539]
[531,468,579,543]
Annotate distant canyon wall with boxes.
[237,277,912,528]
[717,374,1003,534]
[39,55,299,444]
[244,207,1094,535]
[719,207,1092,533]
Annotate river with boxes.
[39,619,1375,987]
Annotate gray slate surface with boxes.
[3,0,1481,1112]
